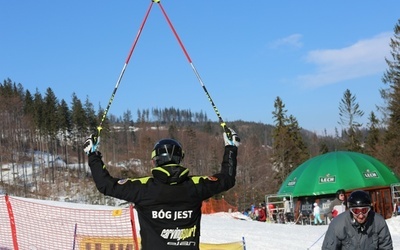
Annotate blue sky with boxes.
[1,1,399,135]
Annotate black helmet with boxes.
[151,139,184,166]
[347,190,371,208]
[336,189,345,198]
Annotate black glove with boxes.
[83,134,100,155]
[223,128,240,147]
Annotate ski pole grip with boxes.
[95,126,103,138]
[221,123,232,141]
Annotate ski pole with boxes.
[98,1,155,134]
[155,1,233,140]
[72,223,77,250]
[307,231,326,249]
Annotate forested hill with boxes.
[0,77,391,210]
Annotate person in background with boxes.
[242,208,251,217]
[300,197,313,225]
[313,202,323,225]
[283,197,292,222]
[84,128,240,250]
[328,189,346,220]
[256,203,267,222]
[251,203,256,214]
[397,201,400,215]
[249,203,257,220]
[267,202,277,222]
[395,199,400,216]
[322,190,393,249]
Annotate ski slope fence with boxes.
[0,195,244,250]
[201,198,238,214]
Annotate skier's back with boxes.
[84,129,240,250]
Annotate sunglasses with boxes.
[350,207,371,216]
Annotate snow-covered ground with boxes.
[5,197,400,250]
[200,212,400,250]
[2,151,400,249]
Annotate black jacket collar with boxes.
[151,164,189,185]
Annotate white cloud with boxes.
[270,34,303,49]
[298,32,392,88]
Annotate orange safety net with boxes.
[201,198,238,214]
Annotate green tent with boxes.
[278,151,400,197]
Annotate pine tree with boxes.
[58,99,72,163]
[84,96,97,132]
[271,97,308,186]
[338,89,364,152]
[71,93,87,175]
[44,87,59,183]
[44,87,59,139]
[380,19,400,174]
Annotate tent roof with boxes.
[278,151,400,197]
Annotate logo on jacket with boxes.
[161,225,197,241]
[152,209,193,221]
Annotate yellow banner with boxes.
[79,236,137,250]
[79,236,243,250]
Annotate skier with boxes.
[327,189,346,220]
[312,202,323,225]
[322,190,393,249]
[84,128,240,250]
[283,197,292,222]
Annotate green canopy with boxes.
[278,151,400,197]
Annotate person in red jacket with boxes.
[84,128,240,250]
[257,204,267,222]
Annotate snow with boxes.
[2,150,400,249]
[200,212,400,250]
[7,197,400,249]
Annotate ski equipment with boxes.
[97,1,234,140]
[98,1,155,132]
[151,139,185,166]
[347,190,371,208]
[156,2,233,140]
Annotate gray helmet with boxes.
[347,190,371,208]
[151,139,184,166]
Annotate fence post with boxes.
[130,204,140,250]
[72,223,77,250]
[5,194,19,250]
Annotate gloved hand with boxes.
[223,128,240,147]
[83,134,100,155]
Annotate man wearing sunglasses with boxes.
[322,190,393,249]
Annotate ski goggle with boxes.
[350,207,371,216]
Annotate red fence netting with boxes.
[0,195,242,250]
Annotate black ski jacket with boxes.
[88,145,237,250]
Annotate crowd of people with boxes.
[240,189,394,249]
[242,199,293,224]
